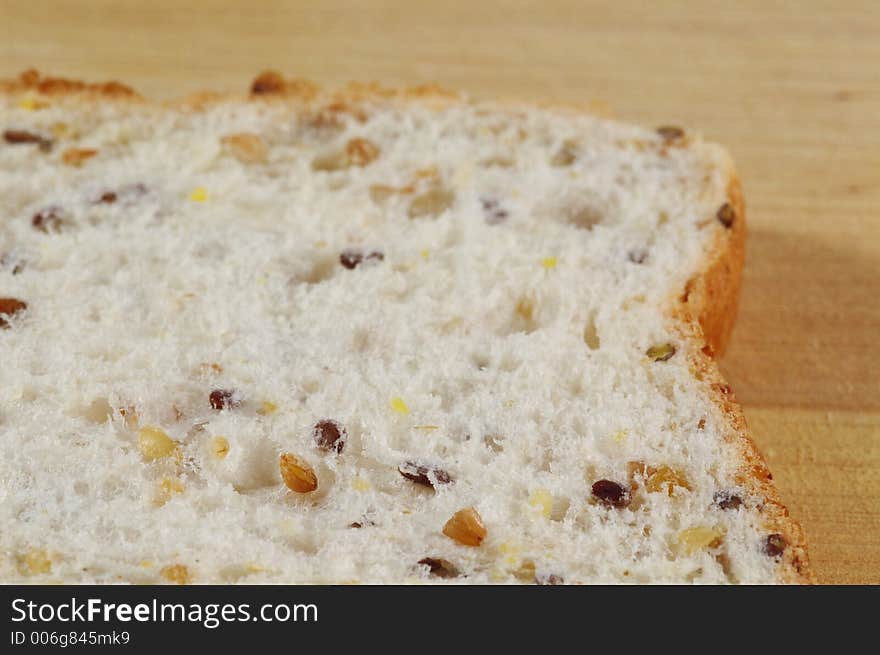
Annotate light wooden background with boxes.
[2,0,877,584]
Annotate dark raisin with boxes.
[314,419,346,454]
[714,490,743,510]
[349,522,363,529]
[418,557,459,578]
[536,573,564,585]
[764,533,786,558]
[0,297,27,329]
[481,198,509,225]
[628,249,648,264]
[3,129,52,151]
[716,202,735,229]
[31,207,66,233]
[656,125,685,141]
[591,479,630,508]
[251,71,285,95]
[340,249,383,269]
[697,418,706,430]
[209,389,239,411]
[96,191,117,204]
[398,461,452,487]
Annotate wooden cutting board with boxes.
[2,0,877,584]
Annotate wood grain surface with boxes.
[1,0,877,584]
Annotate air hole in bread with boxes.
[511,296,538,334]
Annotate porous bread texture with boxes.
[0,71,811,584]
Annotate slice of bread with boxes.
[0,70,812,584]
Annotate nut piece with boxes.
[221,132,268,164]
[138,426,178,461]
[408,186,455,219]
[0,297,27,329]
[716,202,735,229]
[32,206,66,233]
[251,71,285,95]
[398,461,452,488]
[591,479,630,508]
[61,147,98,166]
[209,389,240,411]
[646,343,676,362]
[713,490,743,510]
[313,419,346,454]
[418,557,460,578]
[678,526,724,554]
[279,453,318,493]
[160,564,192,585]
[764,533,786,558]
[443,507,486,547]
[345,138,380,166]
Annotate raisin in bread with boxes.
[0,70,812,584]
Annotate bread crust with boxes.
[1,69,813,583]
[679,177,815,583]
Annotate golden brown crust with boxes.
[0,69,140,99]
[1,69,813,583]
[679,178,814,584]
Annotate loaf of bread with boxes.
[0,70,811,583]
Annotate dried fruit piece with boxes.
[646,343,676,361]
[96,191,117,204]
[279,453,318,493]
[418,557,460,578]
[764,533,786,558]
[3,128,52,151]
[645,466,691,496]
[716,202,735,228]
[137,426,178,461]
[32,206,67,233]
[313,419,346,454]
[221,132,268,164]
[679,527,724,554]
[408,186,455,219]
[390,397,409,415]
[160,564,192,585]
[346,137,380,166]
[61,147,97,166]
[591,479,630,508]
[714,490,743,510]
[656,125,685,141]
[398,461,452,488]
[340,249,384,269]
[443,507,487,547]
[209,389,240,411]
[251,71,284,95]
[0,297,27,328]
